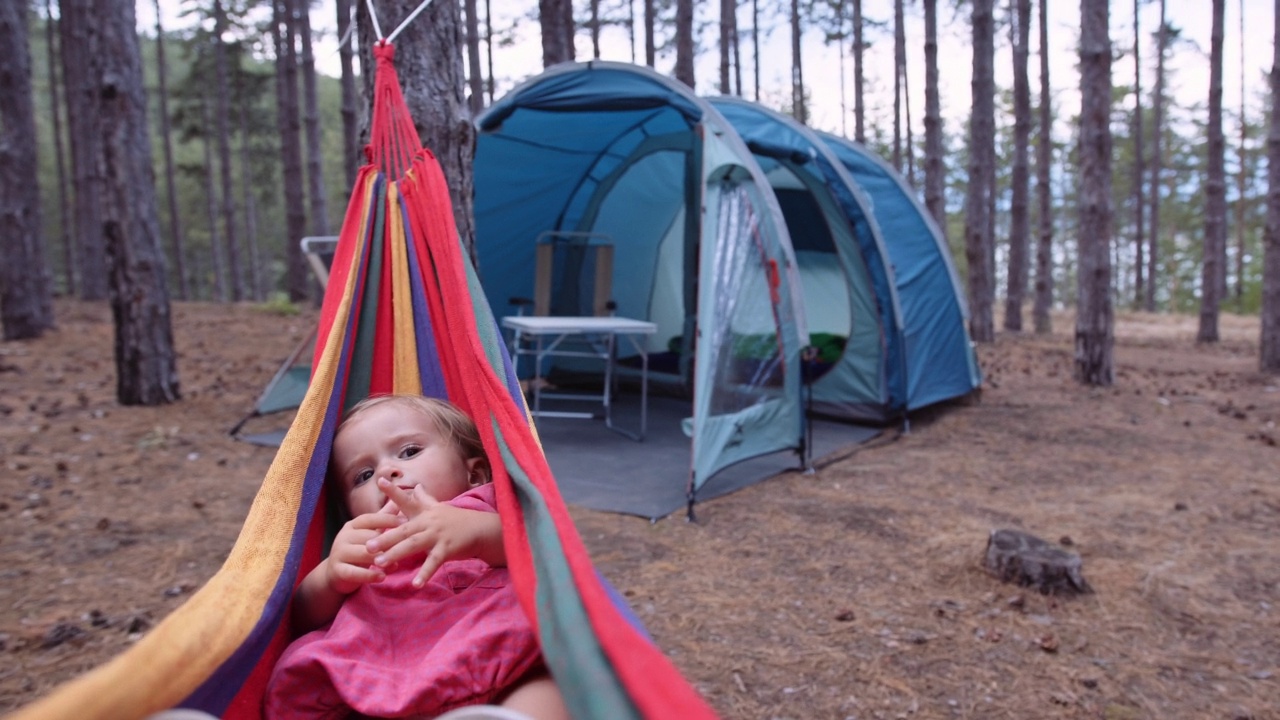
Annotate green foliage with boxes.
[253,292,302,316]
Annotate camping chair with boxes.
[11,38,714,720]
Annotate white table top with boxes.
[501,315,658,335]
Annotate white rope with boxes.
[335,10,356,53]
[386,0,438,43]
[364,0,384,41]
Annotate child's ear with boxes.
[465,457,489,486]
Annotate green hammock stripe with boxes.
[492,434,640,720]
[347,182,387,410]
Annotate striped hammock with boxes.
[12,42,716,720]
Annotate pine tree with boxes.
[1075,0,1114,385]
[964,0,996,342]
[1005,0,1032,332]
[1198,0,1227,343]
[1032,0,1054,334]
[1260,0,1280,373]
[0,0,55,339]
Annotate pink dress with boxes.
[264,484,542,719]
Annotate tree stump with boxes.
[983,529,1092,595]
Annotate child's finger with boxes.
[411,550,445,589]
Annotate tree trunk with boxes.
[1075,0,1114,386]
[200,96,227,302]
[1198,0,1227,344]
[893,0,904,172]
[1260,0,1280,373]
[1147,0,1167,312]
[675,0,695,89]
[1132,0,1146,309]
[589,0,602,58]
[59,7,107,300]
[299,5,330,240]
[853,0,864,143]
[752,0,760,100]
[1032,0,1054,334]
[0,0,54,339]
[923,0,946,234]
[337,0,360,188]
[964,0,995,343]
[790,0,805,123]
[366,0,479,263]
[485,0,496,103]
[212,0,244,302]
[276,0,309,302]
[720,0,733,94]
[1235,0,1247,310]
[539,0,575,67]
[237,69,262,300]
[44,0,76,297]
[153,0,188,301]
[645,0,655,68]
[465,0,484,114]
[732,3,742,95]
[76,0,180,404]
[1005,0,1032,332]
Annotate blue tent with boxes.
[705,97,982,420]
[474,61,809,504]
[816,131,981,412]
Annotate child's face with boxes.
[331,402,481,516]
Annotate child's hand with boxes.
[324,510,406,595]
[365,478,504,589]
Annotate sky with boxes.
[140,0,1275,142]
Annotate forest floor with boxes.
[0,300,1277,719]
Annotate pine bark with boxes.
[1131,0,1146,308]
[1147,0,1167,311]
[73,0,180,404]
[1004,0,1032,332]
[752,0,760,100]
[1235,0,1247,309]
[645,0,656,68]
[675,0,695,89]
[1075,0,1114,386]
[238,73,262,300]
[0,0,54,339]
[337,0,360,188]
[44,0,75,297]
[299,5,330,240]
[153,0,188,300]
[1198,0,1227,344]
[1260,0,1280,373]
[200,96,227,301]
[853,0,864,143]
[964,0,996,343]
[275,0,309,301]
[790,0,805,123]
[720,0,734,94]
[465,0,485,114]
[539,0,575,67]
[893,0,905,172]
[485,0,496,103]
[59,7,107,300]
[212,0,244,301]
[589,0,601,58]
[370,0,478,262]
[1032,0,1054,334]
[923,0,946,234]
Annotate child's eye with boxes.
[399,445,422,459]
[352,469,373,487]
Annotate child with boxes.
[264,395,568,719]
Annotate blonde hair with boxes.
[332,394,491,484]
